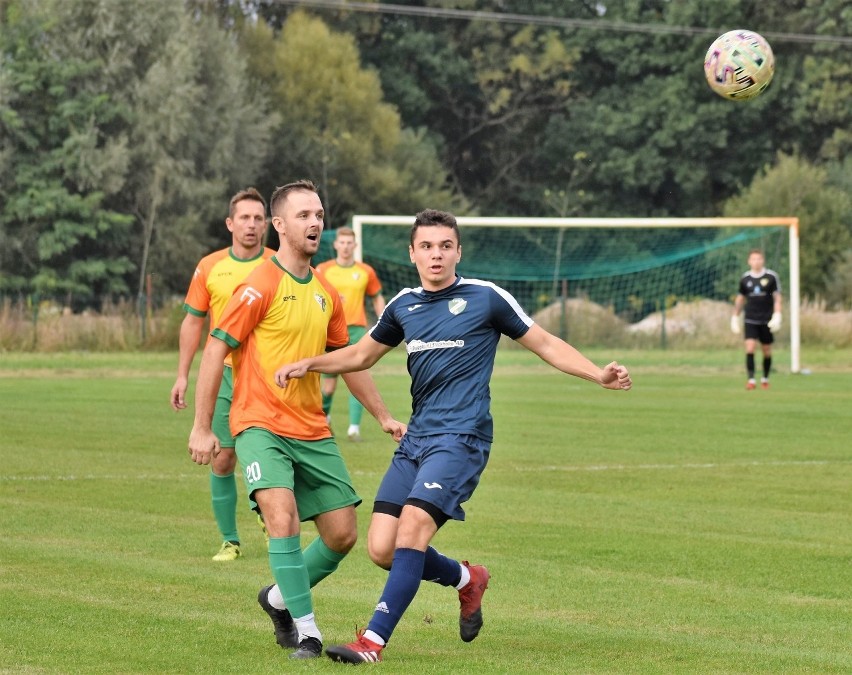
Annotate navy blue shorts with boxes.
[373,433,490,522]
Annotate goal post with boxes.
[351,215,801,373]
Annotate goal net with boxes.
[328,216,800,372]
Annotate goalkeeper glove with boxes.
[730,315,740,334]
[767,312,782,332]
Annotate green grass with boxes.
[2,349,851,673]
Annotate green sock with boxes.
[210,472,238,543]
[304,537,347,587]
[348,394,364,426]
[269,535,313,618]
[322,392,333,416]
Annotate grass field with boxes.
[2,349,851,673]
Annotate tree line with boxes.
[1,0,849,310]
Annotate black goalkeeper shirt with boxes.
[738,268,781,325]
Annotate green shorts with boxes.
[235,427,361,521]
[212,366,235,448]
[322,325,367,379]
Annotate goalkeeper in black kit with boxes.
[731,249,783,390]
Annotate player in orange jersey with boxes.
[188,180,405,660]
[316,227,386,441]
[171,187,273,562]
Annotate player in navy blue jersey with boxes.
[274,209,632,665]
[731,249,783,390]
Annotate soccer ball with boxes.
[703,29,775,100]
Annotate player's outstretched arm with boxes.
[517,324,632,391]
[274,335,391,387]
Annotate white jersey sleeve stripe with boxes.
[458,277,534,326]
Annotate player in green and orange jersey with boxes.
[170,187,274,562]
[316,227,386,441]
[187,180,405,660]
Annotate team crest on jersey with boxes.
[314,293,327,312]
[448,298,467,315]
[760,278,768,287]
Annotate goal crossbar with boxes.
[352,215,801,373]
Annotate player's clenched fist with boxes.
[274,361,311,388]
[188,427,220,465]
[601,361,632,391]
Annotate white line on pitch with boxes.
[508,460,847,473]
[1,469,385,481]
[2,460,847,482]
[0,473,201,482]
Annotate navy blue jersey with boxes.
[738,269,781,324]
[369,276,533,442]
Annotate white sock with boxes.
[455,563,471,590]
[294,613,322,642]
[268,584,286,610]
[362,629,385,646]
[347,424,360,435]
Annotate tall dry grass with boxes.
[1,296,849,353]
[530,297,852,349]
[0,298,185,352]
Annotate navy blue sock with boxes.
[366,548,425,643]
[422,546,462,587]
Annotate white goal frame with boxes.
[352,216,801,373]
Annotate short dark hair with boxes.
[229,187,266,218]
[269,180,318,217]
[410,209,460,246]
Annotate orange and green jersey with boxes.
[315,260,382,327]
[183,246,274,366]
[211,257,349,440]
